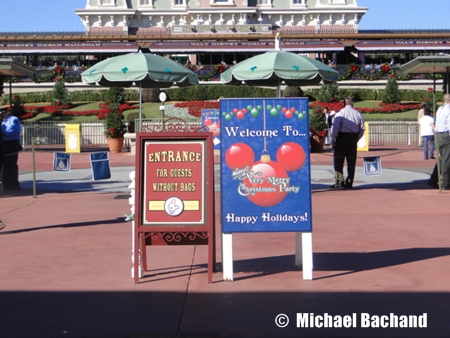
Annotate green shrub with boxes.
[283,86,304,97]
[317,82,340,102]
[104,103,127,138]
[382,77,401,104]
[141,88,162,103]
[103,87,125,104]
[51,79,70,106]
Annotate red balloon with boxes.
[243,160,289,207]
[204,118,212,126]
[242,108,247,114]
[282,107,288,113]
[236,111,245,119]
[276,142,306,171]
[233,108,239,113]
[225,143,255,170]
[290,107,296,113]
[285,111,293,119]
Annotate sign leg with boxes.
[222,233,234,281]
[302,232,313,280]
[295,232,302,266]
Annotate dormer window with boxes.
[173,0,185,5]
[210,0,234,6]
[140,0,151,4]
[100,0,115,5]
[292,0,305,5]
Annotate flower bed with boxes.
[174,101,219,118]
[17,103,135,121]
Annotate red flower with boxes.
[109,127,115,135]
[389,73,396,78]
[350,65,357,72]
[428,88,433,92]
[381,65,389,73]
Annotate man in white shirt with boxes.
[428,94,450,189]
[330,97,365,189]
[418,109,435,160]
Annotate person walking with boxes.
[428,94,450,190]
[323,107,331,145]
[1,107,22,191]
[419,108,435,160]
[417,103,426,147]
[330,97,365,189]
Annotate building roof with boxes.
[398,55,450,75]
[0,58,35,77]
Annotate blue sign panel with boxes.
[220,98,312,233]
[53,152,71,172]
[201,109,221,149]
[364,156,382,176]
[90,152,111,181]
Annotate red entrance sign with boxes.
[134,131,215,284]
[143,140,206,225]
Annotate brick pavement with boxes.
[0,147,449,338]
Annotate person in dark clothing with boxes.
[1,108,22,191]
[330,97,365,189]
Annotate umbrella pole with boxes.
[139,82,142,132]
[276,79,281,98]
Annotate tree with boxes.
[51,78,70,106]
[317,82,339,103]
[382,77,401,104]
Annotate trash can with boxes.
[65,124,82,153]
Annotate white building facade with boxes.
[75,0,368,35]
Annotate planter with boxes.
[107,137,124,153]
[310,135,326,153]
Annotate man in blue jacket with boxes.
[1,107,22,191]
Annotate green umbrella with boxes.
[81,52,199,129]
[220,51,339,97]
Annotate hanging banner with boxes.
[220,98,312,233]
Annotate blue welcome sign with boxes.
[220,98,312,233]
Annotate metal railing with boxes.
[21,120,421,150]
[367,121,419,147]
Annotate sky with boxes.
[0,0,448,32]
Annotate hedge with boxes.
[0,85,444,105]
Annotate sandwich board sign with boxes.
[220,98,313,280]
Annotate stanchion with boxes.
[32,137,37,198]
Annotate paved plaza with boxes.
[1,146,449,337]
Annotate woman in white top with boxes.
[419,109,435,160]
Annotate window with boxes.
[100,0,114,5]
[210,0,234,5]
[174,0,185,5]
[140,0,150,4]
[257,0,270,5]
[292,0,304,5]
